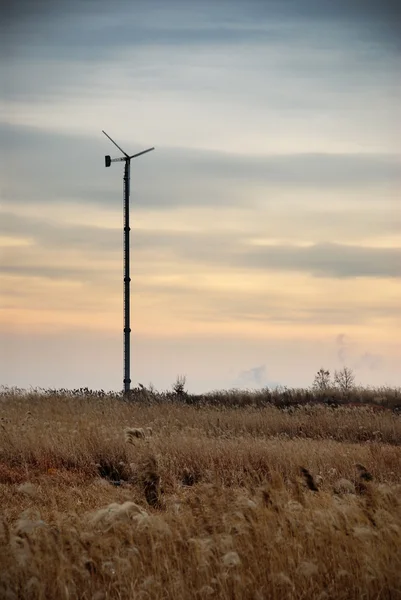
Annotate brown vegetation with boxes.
[0,388,400,599]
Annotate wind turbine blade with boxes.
[102,130,129,157]
[129,147,155,159]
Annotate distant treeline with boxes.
[2,380,400,411]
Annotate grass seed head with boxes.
[222,551,241,567]
[16,483,38,498]
[333,478,356,495]
[139,455,163,508]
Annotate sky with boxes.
[1,0,400,393]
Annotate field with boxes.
[1,387,400,599]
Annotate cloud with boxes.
[3,0,400,61]
[2,0,398,140]
[1,211,120,253]
[0,1,287,65]
[237,364,279,389]
[1,124,399,221]
[2,208,400,282]
[357,352,384,371]
[191,151,400,188]
[336,333,349,364]
[334,334,385,372]
[235,243,401,279]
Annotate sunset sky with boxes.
[1,0,400,392]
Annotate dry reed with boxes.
[0,390,400,599]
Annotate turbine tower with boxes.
[103,130,155,397]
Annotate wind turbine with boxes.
[102,130,155,398]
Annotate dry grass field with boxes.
[1,387,400,599]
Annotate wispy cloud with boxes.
[237,364,279,389]
[2,208,400,281]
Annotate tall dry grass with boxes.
[0,390,400,599]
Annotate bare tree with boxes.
[334,366,355,393]
[172,375,187,397]
[313,368,331,391]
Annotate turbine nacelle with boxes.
[105,155,125,167]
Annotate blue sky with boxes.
[1,0,400,391]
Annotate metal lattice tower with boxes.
[102,130,154,397]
